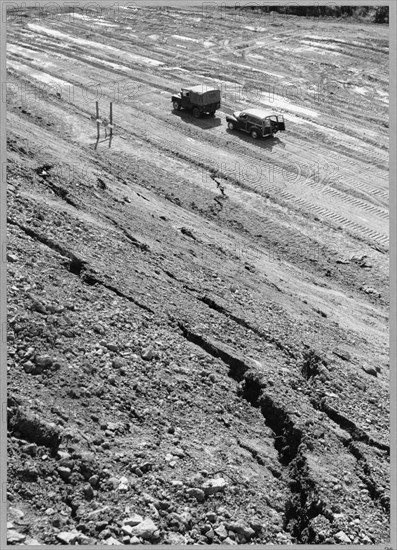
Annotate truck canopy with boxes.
[182,84,221,105]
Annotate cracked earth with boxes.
[6,4,389,546]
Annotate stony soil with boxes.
[6,4,389,546]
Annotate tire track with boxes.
[9,25,388,248]
[9,48,389,220]
[11,60,389,250]
[122,119,389,248]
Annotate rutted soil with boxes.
[6,4,389,546]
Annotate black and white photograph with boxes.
[2,0,393,546]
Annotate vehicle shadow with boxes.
[225,129,286,151]
[171,109,222,129]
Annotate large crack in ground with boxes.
[8,395,62,454]
[296,350,390,513]
[315,398,389,454]
[176,319,390,540]
[7,217,155,314]
[299,350,390,513]
[346,441,390,512]
[311,396,390,513]
[196,296,390,509]
[199,295,297,359]
[176,321,329,543]
[6,7,390,546]
[10,214,388,528]
[103,214,151,252]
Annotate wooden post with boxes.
[96,101,100,141]
[109,102,113,140]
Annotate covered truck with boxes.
[172,84,221,118]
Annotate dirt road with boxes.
[6,5,389,545]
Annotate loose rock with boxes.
[228,520,255,539]
[7,530,26,544]
[214,524,228,539]
[362,364,378,377]
[186,487,205,502]
[123,514,143,527]
[141,347,155,361]
[117,476,129,492]
[128,518,159,540]
[56,531,79,544]
[335,531,351,543]
[202,477,227,495]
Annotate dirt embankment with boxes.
[6,5,389,546]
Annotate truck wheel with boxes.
[192,107,201,118]
[228,122,234,130]
[251,128,260,139]
[173,101,181,111]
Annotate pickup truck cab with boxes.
[226,108,285,139]
[172,85,221,118]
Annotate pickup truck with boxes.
[226,108,285,139]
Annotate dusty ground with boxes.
[6,5,390,546]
